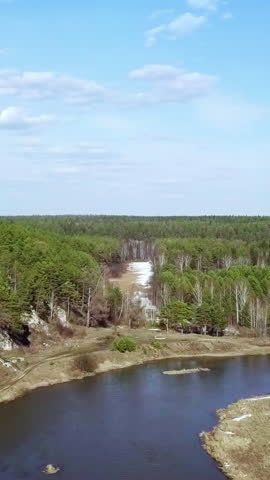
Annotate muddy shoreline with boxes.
[1,331,270,405]
[202,395,270,480]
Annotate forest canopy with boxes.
[0,216,269,342]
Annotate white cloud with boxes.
[129,64,182,80]
[168,12,206,35]
[145,26,166,48]
[129,64,217,103]
[0,70,107,103]
[187,0,219,11]
[145,12,206,46]
[0,65,217,107]
[0,107,54,130]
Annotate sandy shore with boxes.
[201,395,270,480]
[1,330,270,405]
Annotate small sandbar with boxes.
[163,367,210,375]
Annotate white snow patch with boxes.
[233,414,252,422]
[128,261,153,287]
[223,432,235,435]
[129,262,157,320]
[0,332,15,351]
[248,396,270,402]
[134,291,157,311]
[0,358,17,370]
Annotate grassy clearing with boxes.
[201,396,270,480]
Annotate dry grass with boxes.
[1,329,270,406]
[72,353,98,373]
[55,322,74,338]
[0,365,16,388]
[201,396,270,480]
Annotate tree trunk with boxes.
[86,288,91,328]
[235,286,239,325]
[67,297,70,320]
[81,283,85,314]
[50,290,55,323]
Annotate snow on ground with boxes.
[248,396,270,401]
[110,261,157,318]
[128,261,153,287]
[129,262,157,317]
[0,332,14,351]
[233,414,252,422]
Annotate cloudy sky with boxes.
[0,0,268,215]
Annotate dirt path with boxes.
[0,348,93,394]
[1,330,270,404]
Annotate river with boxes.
[0,355,270,479]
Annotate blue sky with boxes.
[0,0,268,215]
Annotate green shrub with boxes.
[151,340,162,350]
[112,337,137,353]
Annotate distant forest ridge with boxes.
[2,215,270,241]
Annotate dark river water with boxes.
[0,355,270,480]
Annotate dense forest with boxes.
[4,215,270,242]
[0,221,122,344]
[0,216,270,346]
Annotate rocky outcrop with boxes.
[23,309,49,334]
[55,307,70,327]
[0,323,30,351]
[0,331,15,351]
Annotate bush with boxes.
[151,340,162,350]
[112,337,137,353]
[72,354,98,373]
[56,322,74,338]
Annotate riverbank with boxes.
[1,328,270,405]
[201,395,270,480]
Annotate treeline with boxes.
[156,239,270,269]
[4,215,270,242]
[154,237,270,334]
[1,216,270,340]
[154,265,270,335]
[0,222,122,338]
